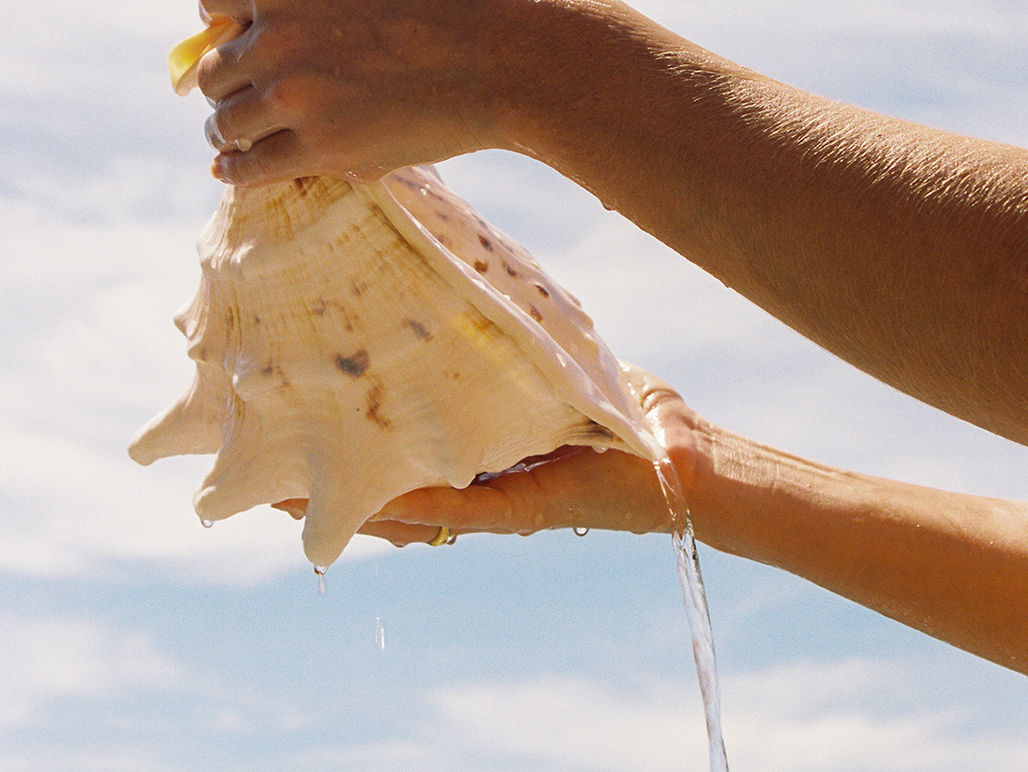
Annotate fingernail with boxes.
[210,156,227,182]
[205,113,226,150]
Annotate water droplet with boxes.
[374,617,386,650]
[573,527,590,537]
[314,565,327,595]
[201,520,214,529]
[592,445,609,454]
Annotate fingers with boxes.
[271,499,469,548]
[375,447,670,536]
[375,484,528,534]
[195,21,320,186]
[359,520,455,547]
[196,33,254,103]
[194,23,267,157]
[204,84,283,152]
[211,129,310,186]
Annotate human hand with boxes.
[273,367,703,547]
[195,0,518,186]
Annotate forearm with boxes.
[686,419,1028,673]
[490,2,1028,442]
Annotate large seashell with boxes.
[130,166,661,567]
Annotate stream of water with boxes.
[654,456,729,771]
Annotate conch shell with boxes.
[130,24,661,568]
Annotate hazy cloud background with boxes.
[1,0,1025,769]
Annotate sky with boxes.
[0,0,1025,769]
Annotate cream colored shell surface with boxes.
[130,167,659,567]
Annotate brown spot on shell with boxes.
[335,349,370,377]
[478,234,494,251]
[405,319,432,340]
[473,260,489,274]
[535,284,550,298]
[529,306,543,322]
[293,177,312,196]
[504,262,518,278]
[331,301,357,332]
[365,384,391,429]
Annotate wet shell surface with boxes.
[130,166,660,567]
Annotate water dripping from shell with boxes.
[314,565,327,596]
[654,456,729,771]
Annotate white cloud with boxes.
[641,0,1027,37]
[0,611,326,770]
[419,659,1028,771]
[295,741,438,771]
[631,0,1028,147]
[431,673,704,771]
[0,614,186,728]
[0,748,176,772]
